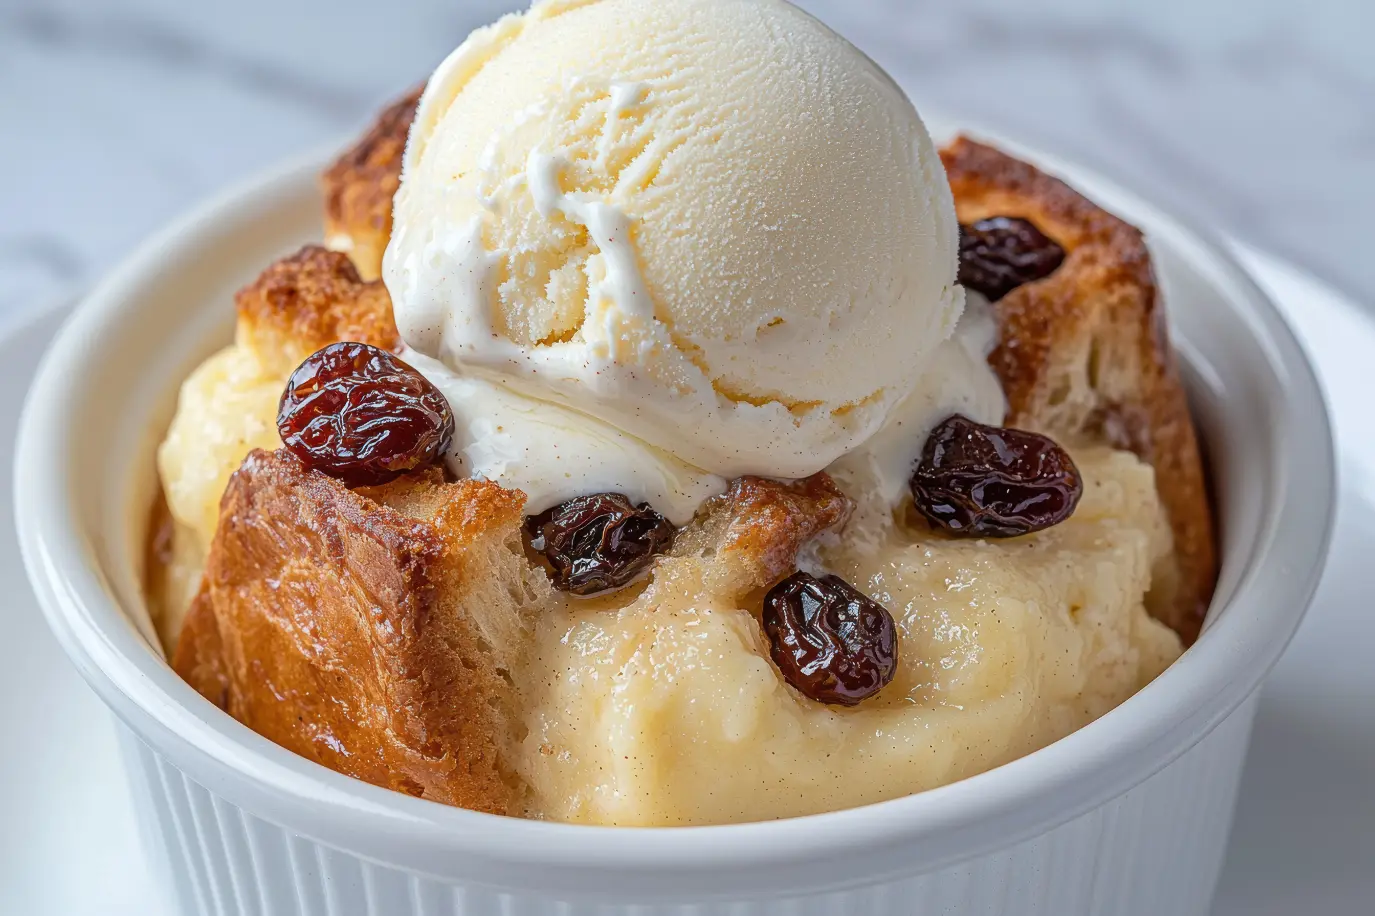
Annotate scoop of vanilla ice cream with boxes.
[385,0,965,484]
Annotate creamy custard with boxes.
[516,446,1180,824]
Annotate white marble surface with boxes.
[1,0,1373,323]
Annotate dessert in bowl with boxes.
[150,0,1210,826]
[15,0,1333,911]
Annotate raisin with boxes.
[910,414,1082,538]
[958,216,1065,301]
[762,572,898,706]
[526,493,675,596]
[277,342,453,487]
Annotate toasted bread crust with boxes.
[174,587,230,709]
[174,449,521,814]
[321,86,422,280]
[235,245,399,378]
[689,474,852,595]
[942,137,1216,639]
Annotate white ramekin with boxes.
[15,140,1334,916]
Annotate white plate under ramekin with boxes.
[15,128,1334,915]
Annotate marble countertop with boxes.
[2,0,1372,321]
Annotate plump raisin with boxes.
[958,216,1066,301]
[277,342,453,487]
[526,493,675,596]
[910,414,1082,538]
[762,572,898,707]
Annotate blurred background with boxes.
[1,0,1372,323]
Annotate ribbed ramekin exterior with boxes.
[119,693,1257,916]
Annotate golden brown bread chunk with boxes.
[321,86,422,281]
[235,244,400,378]
[174,449,543,814]
[942,137,1216,640]
[677,474,852,596]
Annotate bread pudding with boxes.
[147,0,1214,826]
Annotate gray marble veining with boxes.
[1,0,1371,322]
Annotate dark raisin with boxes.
[277,342,454,487]
[762,572,898,706]
[958,216,1066,301]
[910,414,1082,538]
[526,493,675,596]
